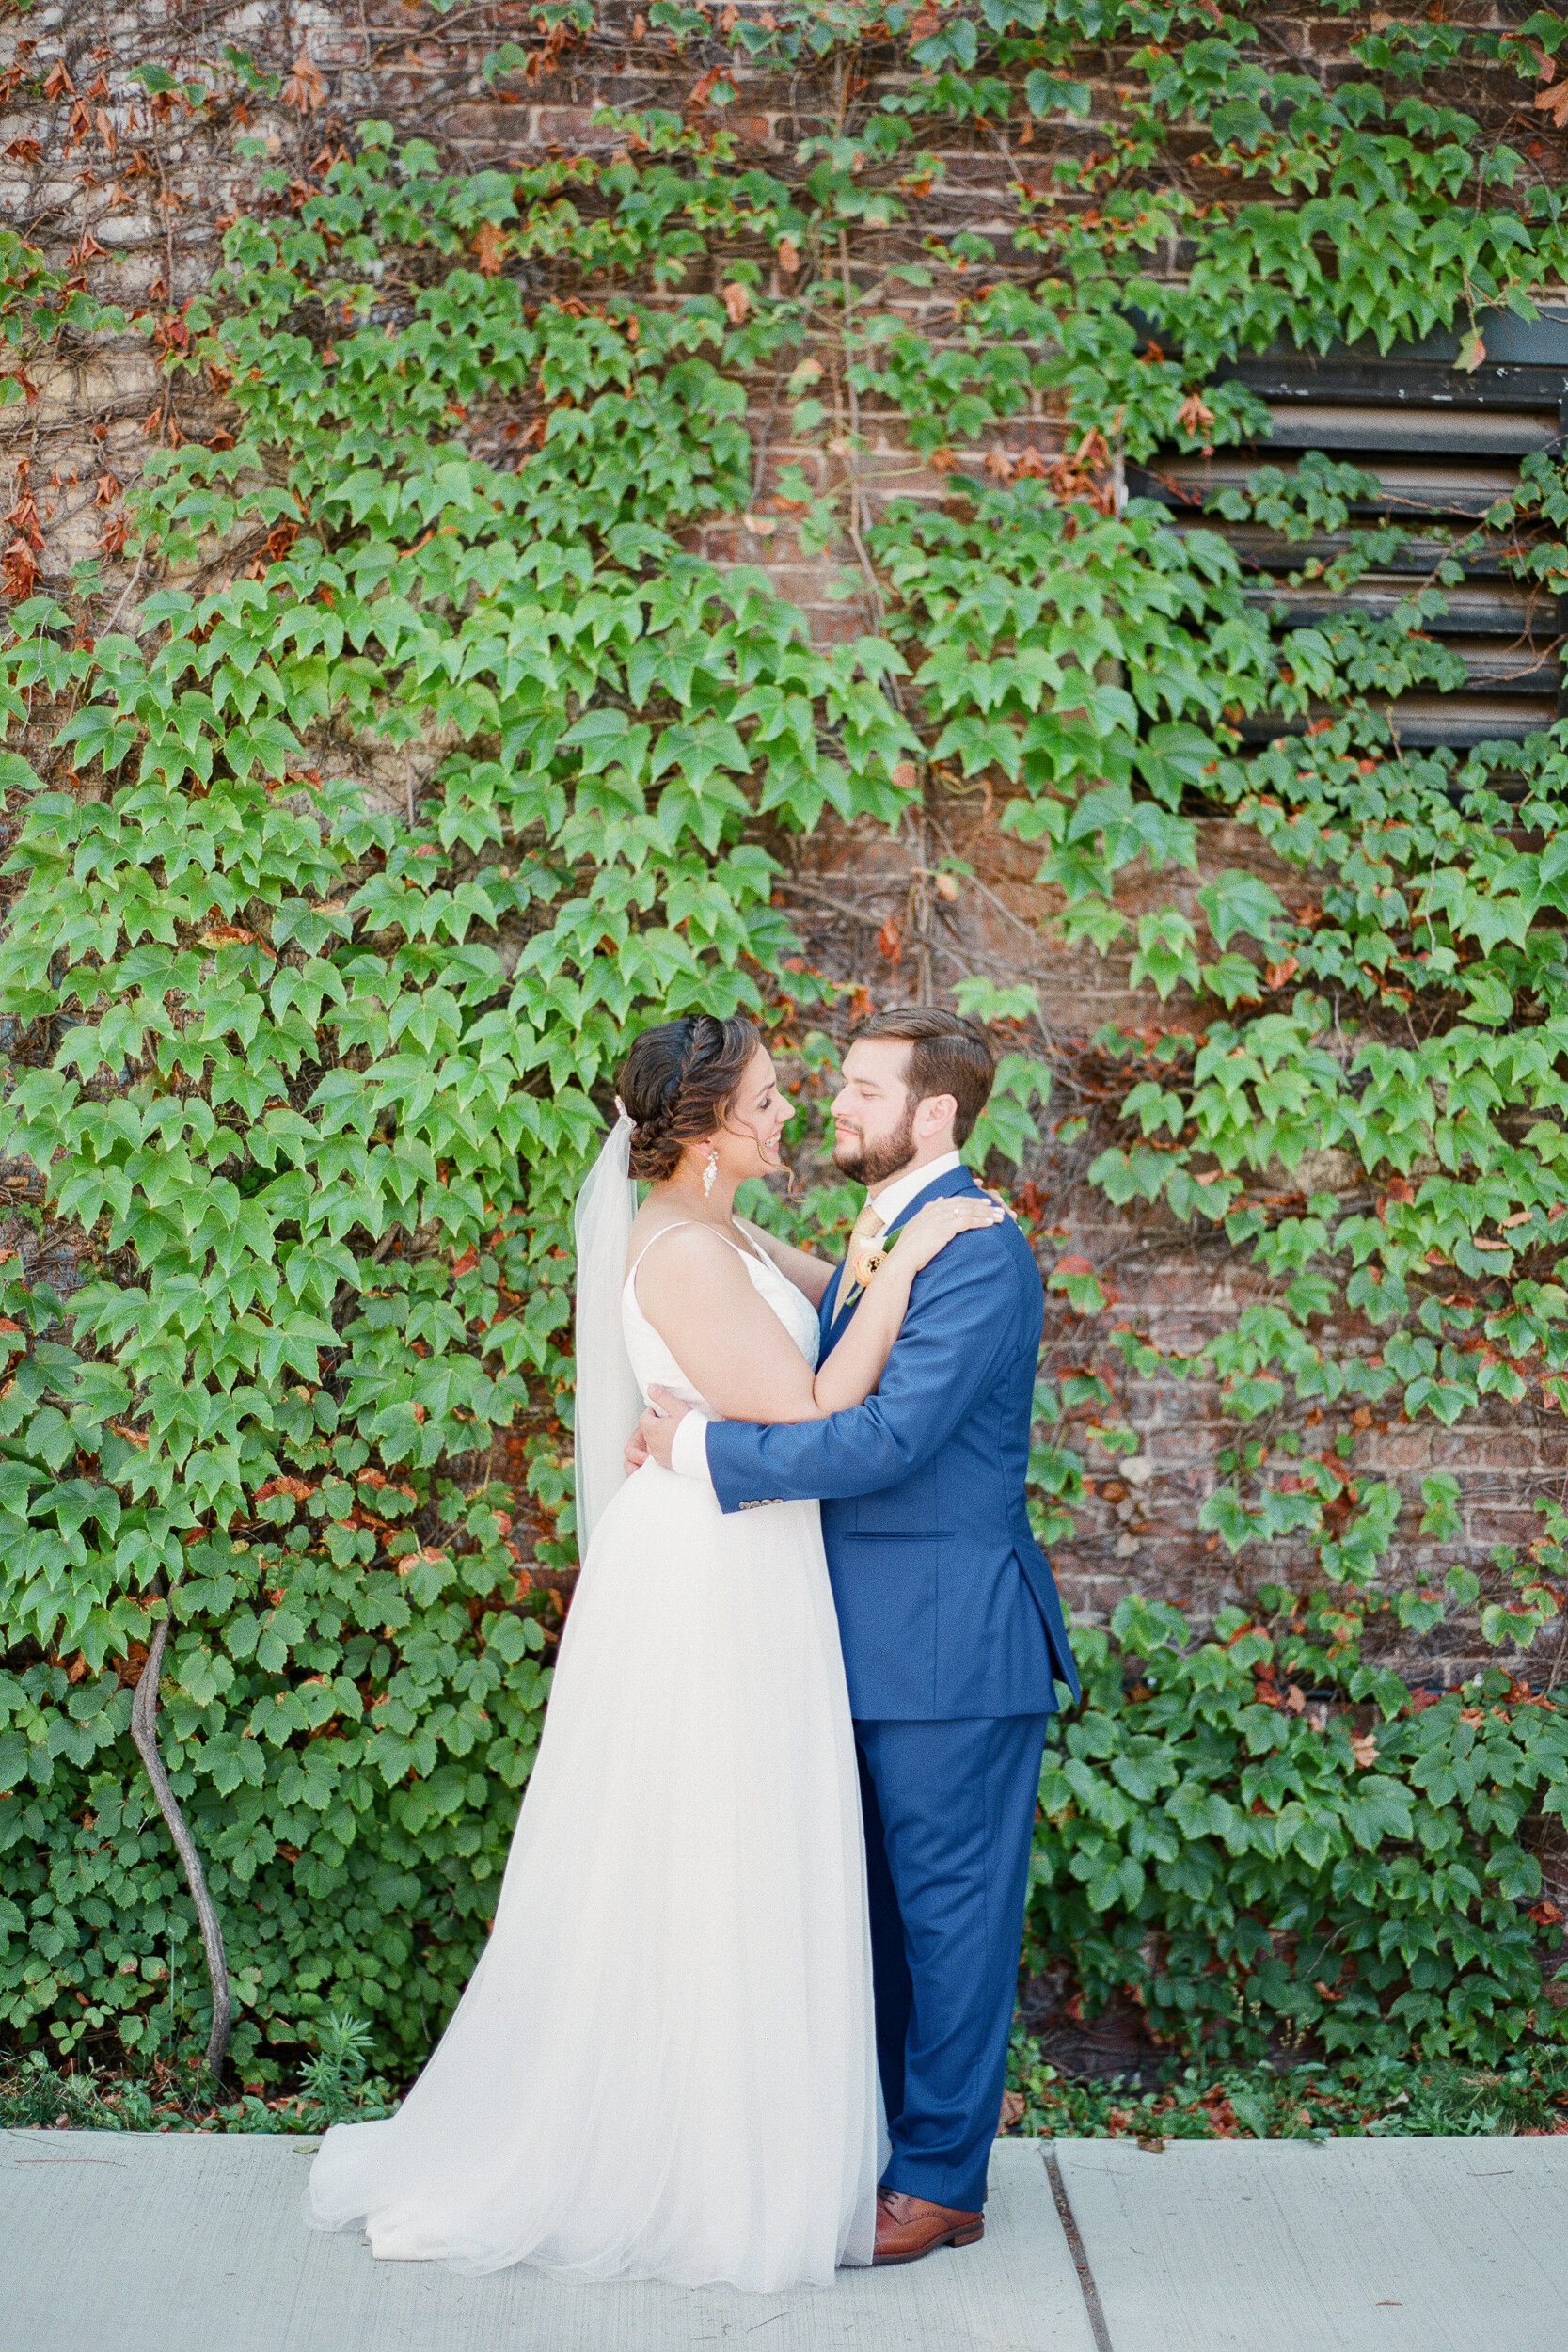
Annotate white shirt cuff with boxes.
[669,1408,714,1489]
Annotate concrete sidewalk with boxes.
[2,2125,1565,2352]
[1057,2134,1568,2352]
[0,2131,1094,2352]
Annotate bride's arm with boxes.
[633,1199,1004,1425]
[732,1218,833,1308]
[806,1196,1004,1411]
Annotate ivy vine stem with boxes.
[128,1587,232,2084]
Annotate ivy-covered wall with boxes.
[3,2,1568,2080]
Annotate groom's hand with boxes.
[638,1384,690,1470]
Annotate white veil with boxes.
[571,1104,641,1558]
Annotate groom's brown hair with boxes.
[852,1006,995,1146]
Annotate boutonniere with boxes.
[845,1224,902,1303]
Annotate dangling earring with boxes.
[702,1147,718,1199]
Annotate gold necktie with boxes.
[832,1198,884,1324]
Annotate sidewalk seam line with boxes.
[1043,2143,1115,2352]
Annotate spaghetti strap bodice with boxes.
[623,1220,820,1410]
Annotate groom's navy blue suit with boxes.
[704,1162,1079,2213]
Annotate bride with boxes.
[306,1011,1002,2292]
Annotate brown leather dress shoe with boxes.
[872,2188,985,2265]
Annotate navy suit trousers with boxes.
[856,1711,1049,2214]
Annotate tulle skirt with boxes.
[305,1460,880,2291]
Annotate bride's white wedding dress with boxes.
[307,1225,880,2290]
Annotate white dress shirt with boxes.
[666,1151,967,1486]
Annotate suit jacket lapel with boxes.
[818,1259,847,1359]
[817,1162,978,1367]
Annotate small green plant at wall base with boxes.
[6,5,1568,2081]
[0,2041,394,2136]
[298,2010,388,2124]
[1002,2029,1568,2141]
[6,2034,1564,2144]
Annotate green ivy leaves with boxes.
[1035,1602,1566,2061]
[6,1,1568,2080]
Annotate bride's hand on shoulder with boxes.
[889,1193,1005,1274]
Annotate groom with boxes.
[632,1006,1079,2265]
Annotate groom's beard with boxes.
[832,1105,917,1188]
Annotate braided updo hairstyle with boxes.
[619,1013,763,1184]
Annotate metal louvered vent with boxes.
[1126,310,1568,748]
